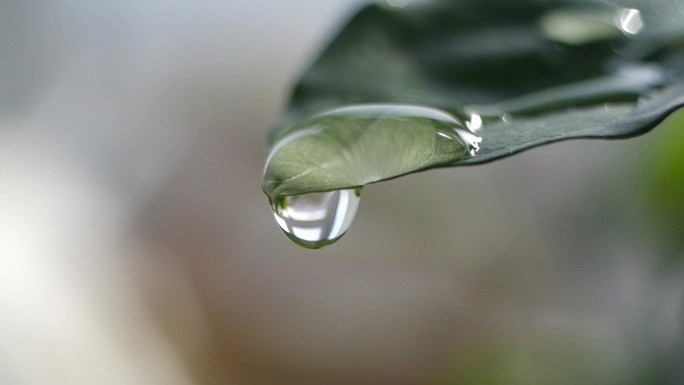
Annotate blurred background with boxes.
[1,1,683,384]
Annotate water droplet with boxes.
[270,188,361,249]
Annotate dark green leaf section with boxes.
[265,0,684,196]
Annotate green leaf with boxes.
[263,0,684,198]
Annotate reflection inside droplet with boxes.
[617,8,644,35]
[271,189,361,249]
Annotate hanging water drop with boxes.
[270,188,362,249]
[262,104,482,248]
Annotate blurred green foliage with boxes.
[640,110,684,261]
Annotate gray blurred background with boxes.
[1,1,683,384]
